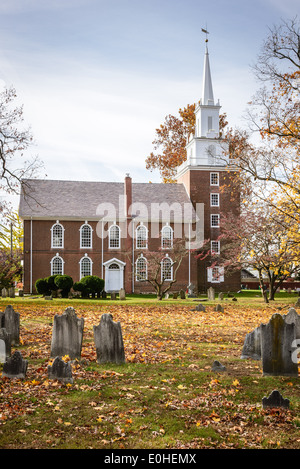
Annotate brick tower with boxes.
[176,42,240,293]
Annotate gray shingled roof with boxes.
[19,179,196,222]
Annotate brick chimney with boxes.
[124,173,132,218]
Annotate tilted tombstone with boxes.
[261,313,298,377]
[93,313,125,365]
[0,328,11,363]
[207,287,215,301]
[241,325,262,360]
[3,305,20,345]
[2,351,28,379]
[51,307,84,360]
[262,390,290,409]
[48,356,73,384]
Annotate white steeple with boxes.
[176,39,229,176]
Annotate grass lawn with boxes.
[0,290,299,450]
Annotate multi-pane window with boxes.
[162,225,173,249]
[80,256,92,279]
[207,266,224,283]
[210,172,219,186]
[136,256,147,281]
[80,223,92,248]
[210,193,219,207]
[136,224,147,249]
[211,214,220,228]
[51,223,64,248]
[51,255,64,275]
[211,240,220,255]
[161,257,173,281]
[109,224,120,249]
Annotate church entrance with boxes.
[103,258,126,292]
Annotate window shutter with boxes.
[207,267,212,282]
[219,267,224,283]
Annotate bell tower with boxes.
[176,35,240,293]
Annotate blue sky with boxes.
[0,0,299,207]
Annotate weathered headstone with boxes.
[2,305,20,345]
[102,290,107,299]
[211,360,226,372]
[1,288,7,298]
[0,329,11,363]
[51,307,84,360]
[207,287,215,301]
[214,304,224,313]
[8,287,15,298]
[218,292,224,301]
[262,390,290,409]
[93,313,125,364]
[241,326,262,360]
[187,283,196,298]
[180,289,186,299]
[294,297,300,308]
[119,288,126,300]
[48,356,74,384]
[111,292,117,300]
[18,290,24,297]
[195,303,206,312]
[2,351,28,379]
[283,308,300,339]
[261,313,298,377]
[172,292,178,299]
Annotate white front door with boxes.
[105,262,123,292]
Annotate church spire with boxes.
[202,45,214,105]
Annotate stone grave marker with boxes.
[51,307,84,360]
[93,313,125,365]
[180,289,186,299]
[111,292,117,300]
[211,360,226,372]
[241,325,262,360]
[218,292,224,301]
[2,351,28,379]
[283,307,300,338]
[0,305,20,346]
[262,390,290,409]
[0,329,11,363]
[8,287,15,298]
[1,288,7,298]
[48,356,74,384]
[172,292,178,299]
[207,287,215,301]
[119,288,126,300]
[261,313,298,377]
[194,303,206,312]
[214,304,224,313]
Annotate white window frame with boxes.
[210,193,219,207]
[50,254,64,276]
[136,224,148,249]
[109,223,121,249]
[51,221,64,249]
[161,224,173,249]
[161,256,173,281]
[135,255,147,281]
[79,255,93,279]
[211,240,220,255]
[211,214,220,228]
[80,222,93,249]
[207,266,224,283]
[210,172,219,186]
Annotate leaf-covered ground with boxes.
[0,299,299,449]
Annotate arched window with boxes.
[136,255,147,281]
[80,223,92,248]
[109,224,120,249]
[136,224,148,249]
[80,255,92,279]
[161,224,173,249]
[51,255,64,276]
[51,222,64,248]
[161,256,173,281]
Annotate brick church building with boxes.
[19,45,240,295]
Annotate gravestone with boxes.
[51,307,84,360]
[187,283,196,298]
[294,297,300,308]
[262,390,290,409]
[119,288,126,300]
[102,290,107,299]
[211,360,226,372]
[0,328,11,363]
[194,303,206,312]
[283,308,300,339]
[218,292,224,301]
[93,313,125,365]
[214,304,224,313]
[18,290,24,297]
[172,292,178,299]
[8,287,15,298]
[0,305,20,345]
[207,287,215,301]
[48,356,73,384]
[261,313,298,377]
[1,288,7,298]
[180,289,186,299]
[111,292,117,300]
[2,351,28,379]
[241,326,262,360]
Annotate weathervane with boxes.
[201,27,209,43]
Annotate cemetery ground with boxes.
[0,291,300,450]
